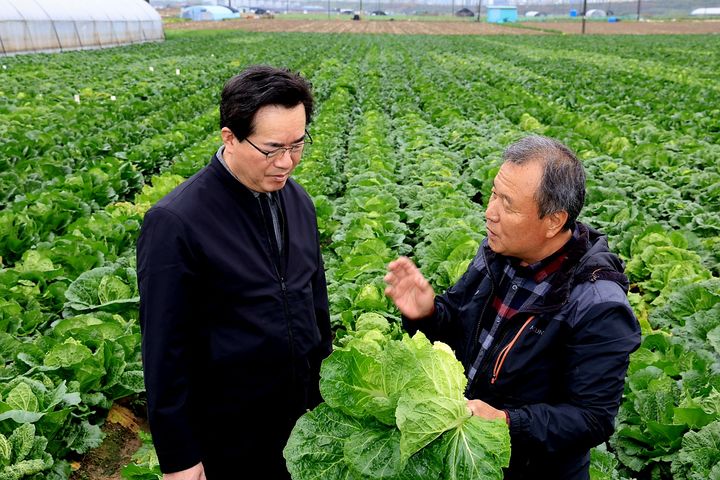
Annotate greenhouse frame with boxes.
[0,0,164,55]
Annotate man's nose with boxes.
[273,149,294,169]
[485,199,498,222]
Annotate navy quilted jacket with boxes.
[404,223,641,480]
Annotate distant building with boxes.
[487,5,517,22]
[180,5,241,20]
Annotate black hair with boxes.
[220,65,313,139]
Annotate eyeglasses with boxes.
[243,130,313,161]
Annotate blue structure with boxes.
[487,6,518,23]
[180,6,240,21]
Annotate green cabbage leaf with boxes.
[285,315,510,479]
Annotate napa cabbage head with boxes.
[285,317,510,480]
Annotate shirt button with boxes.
[512,284,518,291]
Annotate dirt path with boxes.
[164,18,720,35]
[165,19,543,35]
[528,19,720,34]
[70,403,148,480]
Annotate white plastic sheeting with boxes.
[691,7,720,15]
[0,0,164,55]
[585,9,607,17]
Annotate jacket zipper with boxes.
[490,315,535,384]
[474,318,515,385]
[257,195,296,384]
[471,248,497,348]
[466,249,569,394]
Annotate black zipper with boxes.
[257,195,295,384]
[475,303,566,389]
[491,315,535,384]
[471,248,497,348]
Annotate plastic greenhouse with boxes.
[0,0,164,56]
[180,6,241,21]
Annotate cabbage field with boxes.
[0,29,719,479]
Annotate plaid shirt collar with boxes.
[505,232,577,283]
[466,228,579,385]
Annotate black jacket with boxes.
[137,155,332,477]
[405,223,641,479]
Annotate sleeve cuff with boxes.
[157,448,203,474]
[507,408,530,437]
[151,426,203,473]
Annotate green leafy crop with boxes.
[0,423,53,480]
[284,314,510,480]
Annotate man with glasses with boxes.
[138,66,331,480]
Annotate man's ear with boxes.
[221,127,235,147]
[546,210,569,237]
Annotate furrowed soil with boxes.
[533,19,720,34]
[75,17,718,478]
[70,403,148,480]
[164,18,720,35]
[165,18,541,34]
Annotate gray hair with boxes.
[502,135,585,230]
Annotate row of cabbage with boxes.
[391,36,719,480]
[0,31,353,478]
[0,31,358,266]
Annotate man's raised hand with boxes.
[384,257,435,320]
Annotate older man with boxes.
[385,135,640,479]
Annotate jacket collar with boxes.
[207,153,288,205]
[482,222,629,312]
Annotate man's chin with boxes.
[486,237,503,255]
[486,234,496,247]
[264,178,288,191]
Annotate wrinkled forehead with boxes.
[496,159,543,200]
